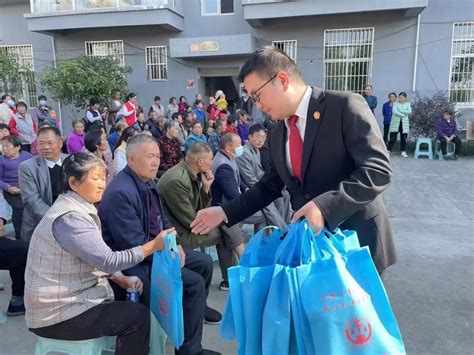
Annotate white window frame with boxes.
[85,40,125,67]
[201,0,234,16]
[272,40,297,62]
[145,46,168,81]
[323,27,374,95]
[448,22,474,105]
[0,44,37,107]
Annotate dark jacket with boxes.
[146,118,164,140]
[382,101,393,125]
[210,151,247,206]
[437,118,457,138]
[99,165,174,280]
[221,87,395,273]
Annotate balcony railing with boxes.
[30,0,175,14]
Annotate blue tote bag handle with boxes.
[163,233,181,269]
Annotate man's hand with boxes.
[0,219,5,237]
[6,187,21,195]
[177,245,186,267]
[191,206,227,235]
[201,170,214,193]
[291,201,325,235]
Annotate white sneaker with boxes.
[401,151,408,158]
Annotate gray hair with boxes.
[72,118,84,128]
[220,133,239,150]
[164,119,179,131]
[186,143,212,163]
[62,152,105,193]
[126,134,157,158]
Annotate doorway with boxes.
[203,76,240,113]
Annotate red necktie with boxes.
[288,115,303,182]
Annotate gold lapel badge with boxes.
[313,111,321,120]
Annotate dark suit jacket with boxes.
[99,165,173,281]
[222,87,396,272]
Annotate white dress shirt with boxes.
[284,86,312,176]
[45,157,63,168]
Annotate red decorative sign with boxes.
[345,318,372,345]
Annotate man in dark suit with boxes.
[191,46,396,273]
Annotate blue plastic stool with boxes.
[414,137,433,159]
[34,336,108,355]
[434,140,455,160]
[150,311,167,355]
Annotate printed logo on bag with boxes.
[344,318,372,346]
[159,297,169,316]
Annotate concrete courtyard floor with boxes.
[0,155,473,354]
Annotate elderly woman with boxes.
[0,136,32,239]
[24,152,175,355]
[66,119,86,154]
[9,101,37,152]
[113,126,138,176]
[184,122,207,153]
[157,120,183,177]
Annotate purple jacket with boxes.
[437,119,457,138]
[0,150,33,190]
[67,131,85,154]
[237,123,249,145]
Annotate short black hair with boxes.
[2,135,22,148]
[62,152,105,193]
[84,129,103,153]
[238,46,303,83]
[38,95,47,101]
[399,92,407,98]
[169,96,176,104]
[1,95,10,101]
[127,92,136,101]
[154,96,161,101]
[38,126,61,138]
[0,123,10,132]
[388,92,397,98]
[89,97,100,106]
[249,123,266,136]
[171,112,180,120]
[16,101,27,110]
[194,99,203,106]
[237,109,248,117]
[227,114,238,125]
[179,96,186,102]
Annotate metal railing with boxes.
[30,0,175,14]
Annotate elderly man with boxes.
[211,133,267,232]
[0,194,28,316]
[237,123,291,229]
[99,134,221,355]
[18,127,68,242]
[158,143,245,291]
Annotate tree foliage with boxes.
[410,91,458,140]
[0,49,34,101]
[40,55,132,109]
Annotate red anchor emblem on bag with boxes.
[345,318,372,345]
[159,297,169,316]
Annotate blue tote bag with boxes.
[220,226,284,355]
[291,231,406,354]
[262,221,315,355]
[150,233,184,349]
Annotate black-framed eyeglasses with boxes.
[250,74,277,104]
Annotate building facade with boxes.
[0,0,473,132]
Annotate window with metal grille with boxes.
[272,40,297,62]
[0,44,37,107]
[85,40,125,67]
[145,46,168,81]
[201,0,234,15]
[323,27,374,95]
[449,22,474,104]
